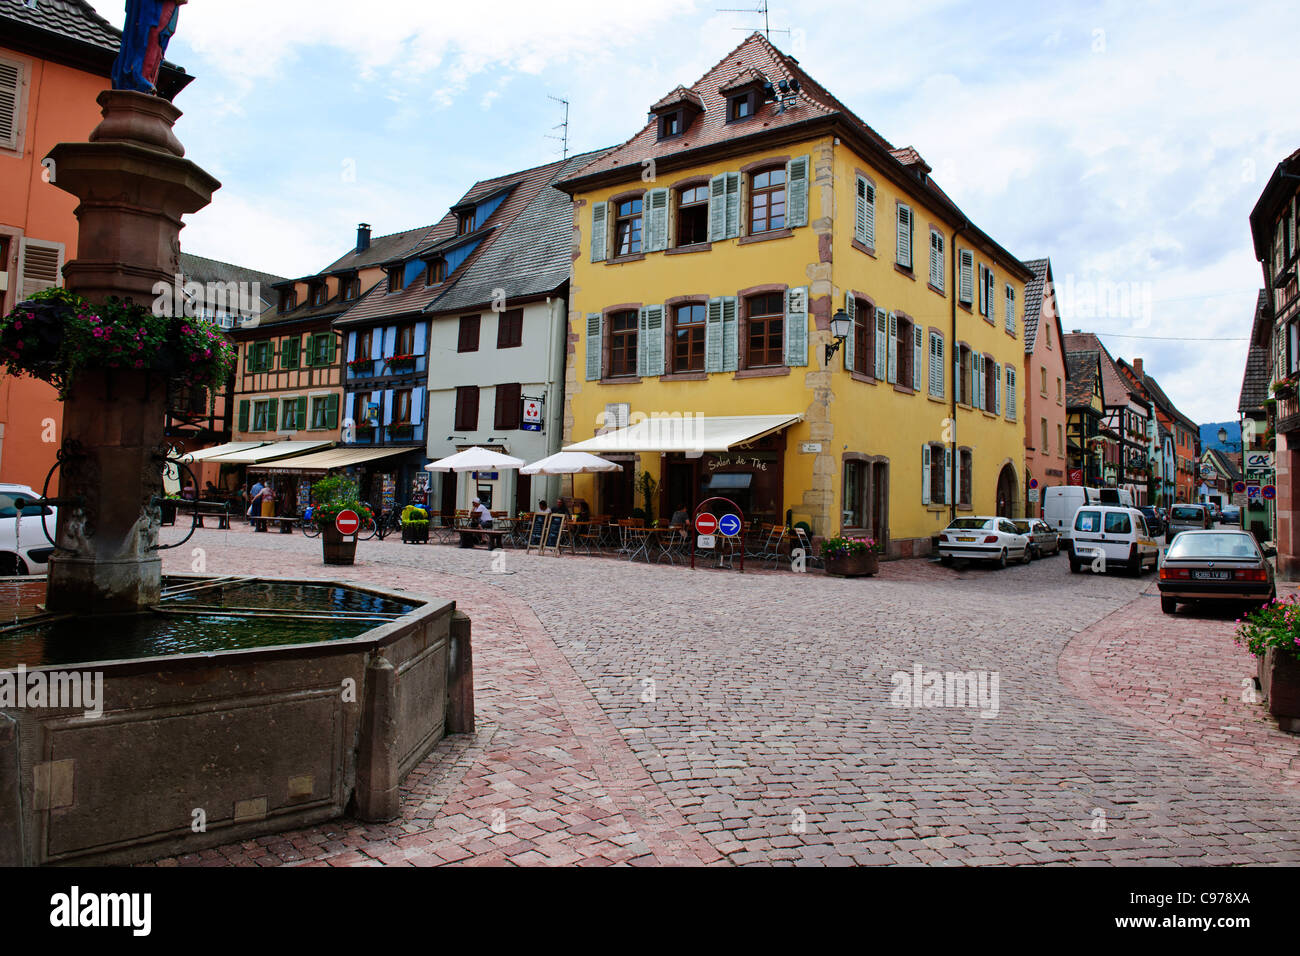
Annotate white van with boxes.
[1067,505,1159,576]
[1043,486,1133,541]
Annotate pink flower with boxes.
[134,360,144,368]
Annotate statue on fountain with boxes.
[111,0,188,96]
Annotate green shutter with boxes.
[585,313,602,381]
[281,335,300,368]
[267,397,278,431]
[238,399,249,432]
[705,298,724,373]
[708,175,728,243]
[325,334,337,365]
[297,396,307,431]
[590,201,608,262]
[843,293,856,371]
[326,393,340,430]
[784,287,808,368]
[721,297,738,372]
[786,155,809,228]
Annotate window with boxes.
[392,388,413,424]
[1057,377,1063,403]
[978,265,996,318]
[893,314,914,386]
[281,396,305,431]
[457,212,473,236]
[959,449,972,506]
[750,167,786,234]
[248,340,274,373]
[928,331,945,398]
[854,177,875,248]
[929,230,944,289]
[1005,366,1016,420]
[673,303,706,372]
[1104,512,1132,534]
[1045,321,1052,348]
[387,267,404,293]
[727,92,755,122]
[0,56,24,153]
[984,355,996,409]
[494,382,521,430]
[843,460,864,528]
[658,110,682,140]
[340,275,360,301]
[458,314,480,352]
[926,443,947,504]
[355,329,372,365]
[677,185,709,246]
[608,310,639,377]
[1041,366,1048,395]
[958,250,974,305]
[746,292,785,368]
[310,333,335,367]
[251,398,275,432]
[426,259,445,285]
[614,198,643,257]
[454,386,480,431]
[278,289,295,312]
[1058,423,1064,455]
[956,345,972,404]
[851,297,872,375]
[1041,418,1049,451]
[497,309,523,349]
[896,204,913,269]
[309,395,338,430]
[311,283,327,307]
[354,391,375,426]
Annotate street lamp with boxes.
[825,309,851,365]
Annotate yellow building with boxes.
[556,34,1034,555]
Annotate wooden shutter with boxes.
[296,396,307,431]
[958,250,974,304]
[281,335,299,368]
[590,201,607,262]
[954,349,962,404]
[843,293,856,371]
[785,287,808,367]
[887,312,898,384]
[724,172,741,239]
[325,333,338,365]
[495,383,521,429]
[912,323,922,391]
[922,445,931,505]
[863,182,875,247]
[0,58,19,150]
[973,354,983,410]
[954,449,962,505]
[645,188,669,252]
[326,393,340,430]
[458,314,480,352]
[641,305,665,376]
[721,296,738,371]
[929,231,943,289]
[944,447,953,505]
[786,155,810,228]
[18,239,62,298]
[929,332,944,397]
[238,400,250,432]
[708,175,728,242]
[585,313,602,381]
[1006,367,1016,420]
[994,362,1002,415]
[896,205,913,268]
[874,309,887,380]
[705,298,724,373]
[854,177,869,245]
[266,397,279,431]
[1005,285,1016,334]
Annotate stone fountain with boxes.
[0,10,472,866]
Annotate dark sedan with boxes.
[1158,530,1276,614]
[1138,506,1166,539]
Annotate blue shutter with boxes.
[705,298,724,373]
[591,201,607,262]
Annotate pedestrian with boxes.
[536,499,551,515]
[247,479,263,527]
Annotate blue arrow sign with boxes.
[718,514,742,537]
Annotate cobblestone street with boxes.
[148,525,1300,866]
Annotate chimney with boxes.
[1133,357,1143,379]
[356,223,371,253]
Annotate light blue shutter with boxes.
[864,182,875,247]
[944,447,953,505]
[887,312,898,384]
[590,201,607,262]
[708,175,728,242]
[414,321,427,358]
[706,298,724,372]
[645,188,669,252]
[874,308,887,380]
[973,354,983,410]
[721,297,738,372]
[786,155,810,228]
[954,349,962,404]
[922,445,931,505]
[897,205,912,268]
[346,333,357,362]
[412,387,425,426]
[382,388,395,425]
[371,328,383,360]
[959,250,974,304]
[854,177,869,245]
[724,172,741,239]
[641,305,664,376]
[955,450,962,505]
[1005,285,1016,334]
[843,293,856,371]
[784,287,807,367]
[994,363,1002,415]
[912,324,923,391]
[1006,367,1016,420]
[930,231,944,289]
[585,313,602,380]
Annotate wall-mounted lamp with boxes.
[825,309,851,365]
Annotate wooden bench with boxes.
[457,528,508,549]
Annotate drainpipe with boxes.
[949,219,969,525]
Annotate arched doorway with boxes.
[996,464,1019,517]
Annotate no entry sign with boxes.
[718,514,742,537]
[335,509,360,535]
[694,512,718,535]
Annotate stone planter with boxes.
[1260,646,1300,732]
[321,523,357,565]
[401,522,428,544]
[824,550,879,577]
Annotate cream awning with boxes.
[563,414,803,454]
[204,440,334,464]
[178,441,270,462]
[262,445,417,474]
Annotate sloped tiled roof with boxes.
[427,148,613,315]
[1065,350,1102,408]
[1064,332,1136,406]
[889,146,931,174]
[1240,290,1273,412]
[1021,258,1049,352]
[178,252,286,309]
[651,85,704,113]
[1204,447,1242,483]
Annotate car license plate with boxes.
[957,536,975,542]
[1192,570,1231,581]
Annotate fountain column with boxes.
[43,90,219,614]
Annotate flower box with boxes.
[386,355,417,373]
[824,550,879,577]
[348,359,375,375]
[388,423,415,439]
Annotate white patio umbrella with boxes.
[424,446,525,472]
[520,452,623,475]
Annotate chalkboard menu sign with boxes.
[542,513,566,555]
[526,513,547,552]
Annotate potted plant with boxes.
[310,475,372,565]
[348,356,375,375]
[401,504,429,544]
[1270,377,1296,401]
[159,495,183,526]
[385,353,417,373]
[1235,593,1300,732]
[821,535,881,577]
[388,422,415,440]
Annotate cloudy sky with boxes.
[87,0,1298,425]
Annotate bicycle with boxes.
[375,509,402,541]
[299,507,321,538]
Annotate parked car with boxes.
[1219,505,1241,525]
[1157,530,1275,614]
[1043,485,1134,542]
[0,483,58,575]
[1067,505,1160,576]
[938,516,1030,568]
[1167,503,1211,536]
[1138,505,1166,540]
[1011,518,1061,558]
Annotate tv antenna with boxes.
[717,1,790,41]
[545,95,570,159]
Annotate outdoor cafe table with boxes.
[626,527,678,562]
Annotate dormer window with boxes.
[310,282,327,307]
[340,275,360,301]
[278,289,296,312]
[728,93,756,122]
[658,110,683,140]
[387,267,405,293]
[426,259,446,285]
[457,212,474,236]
